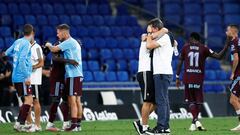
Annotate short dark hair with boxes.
[147,18,164,30]
[23,24,33,36]
[228,24,239,32]
[190,32,201,42]
[56,24,70,31]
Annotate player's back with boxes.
[138,41,151,72]
[5,37,32,82]
[181,42,212,84]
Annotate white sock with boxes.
[142,125,149,131]
[236,110,240,115]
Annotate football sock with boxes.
[18,104,31,125]
[189,104,198,124]
[77,118,82,127]
[236,110,240,122]
[48,102,59,123]
[71,118,78,127]
[60,102,69,121]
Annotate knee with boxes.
[230,96,236,105]
[69,99,76,106]
[34,101,41,109]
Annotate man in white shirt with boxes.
[133,28,168,135]
[145,18,174,135]
[27,29,44,131]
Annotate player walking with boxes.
[46,24,83,132]
[4,24,34,132]
[176,32,230,131]
[226,25,240,131]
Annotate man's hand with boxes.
[32,65,36,70]
[147,25,152,33]
[0,73,5,80]
[45,42,53,48]
[42,69,50,77]
[141,34,147,41]
[69,60,79,66]
[176,78,181,89]
[151,27,169,39]
[230,73,235,80]
[0,52,5,57]
[25,78,31,86]
[5,71,11,77]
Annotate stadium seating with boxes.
[93,71,105,82]
[105,71,117,81]
[105,60,117,71]
[117,71,129,82]
[83,71,94,82]
[88,61,100,71]
[0,0,233,93]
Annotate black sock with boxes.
[77,118,81,127]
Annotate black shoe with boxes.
[133,120,143,135]
[145,127,171,135]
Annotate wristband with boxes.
[176,75,180,79]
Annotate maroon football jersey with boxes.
[230,37,240,79]
[50,52,65,82]
[180,42,214,84]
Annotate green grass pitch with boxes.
[0,117,240,135]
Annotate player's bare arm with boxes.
[52,53,78,66]
[45,42,61,53]
[32,58,44,69]
[146,35,159,49]
[142,27,168,42]
[176,56,184,89]
[231,53,239,80]
[209,37,231,60]
[151,27,168,39]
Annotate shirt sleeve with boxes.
[31,47,37,60]
[5,41,16,57]
[231,40,239,54]
[35,46,43,60]
[58,41,72,51]
[18,42,32,80]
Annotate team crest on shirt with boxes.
[28,88,31,92]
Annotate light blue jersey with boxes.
[5,37,32,83]
[58,37,83,78]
